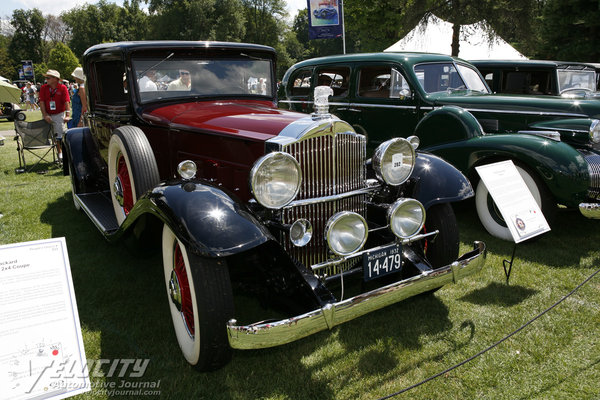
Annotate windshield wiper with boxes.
[137,52,175,78]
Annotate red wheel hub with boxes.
[117,155,134,215]
[174,244,195,336]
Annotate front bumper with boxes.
[579,202,600,218]
[227,241,486,350]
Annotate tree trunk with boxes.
[451,22,460,56]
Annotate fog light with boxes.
[289,219,312,247]
[177,160,197,179]
[388,198,425,239]
[326,212,368,256]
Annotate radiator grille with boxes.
[281,132,367,278]
[581,149,600,199]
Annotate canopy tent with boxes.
[384,14,527,60]
[0,79,22,104]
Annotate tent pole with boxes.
[341,0,346,54]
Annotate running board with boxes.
[75,191,119,234]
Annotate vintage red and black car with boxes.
[63,41,485,371]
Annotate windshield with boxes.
[132,55,273,103]
[557,69,596,93]
[414,62,490,94]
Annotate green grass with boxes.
[0,123,599,399]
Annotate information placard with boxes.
[0,238,89,400]
[476,161,550,243]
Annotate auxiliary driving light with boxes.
[177,160,197,179]
[325,212,368,256]
[388,198,426,239]
[289,219,313,247]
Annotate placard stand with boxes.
[502,243,517,284]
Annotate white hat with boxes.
[71,67,85,81]
[43,69,61,79]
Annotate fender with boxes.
[528,117,595,146]
[125,180,274,258]
[415,105,483,148]
[411,152,474,209]
[425,134,590,208]
[63,127,108,194]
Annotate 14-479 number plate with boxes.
[363,243,402,281]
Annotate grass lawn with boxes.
[0,115,598,399]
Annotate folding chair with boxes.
[14,119,57,172]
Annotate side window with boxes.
[359,66,410,99]
[290,69,312,96]
[92,60,128,105]
[315,67,350,97]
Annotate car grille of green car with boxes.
[280,132,367,278]
[581,149,600,199]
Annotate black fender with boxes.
[63,127,108,194]
[129,180,275,258]
[411,152,474,210]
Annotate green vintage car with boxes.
[278,52,600,240]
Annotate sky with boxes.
[0,0,308,20]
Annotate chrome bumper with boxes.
[227,241,486,350]
[579,202,600,218]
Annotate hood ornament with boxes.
[312,85,334,119]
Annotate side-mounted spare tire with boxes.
[107,126,159,225]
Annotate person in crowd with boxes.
[167,69,191,91]
[67,67,87,128]
[138,69,158,91]
[39,69,71,162]
[25,82,38,111]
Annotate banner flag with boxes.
[308,0,343,40]
[21,60,34,79]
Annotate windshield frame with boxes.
[413,61,491,94]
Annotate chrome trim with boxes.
[580,203,600,218]
[517,130,561,141]
[465,107,588,118]
[310,231,438,272]
[579,149,600,199]
[283,187,378,208]
[227,241,486,350]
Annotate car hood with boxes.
[142,100,305,142]
[427,91,600,119]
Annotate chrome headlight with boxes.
[250,152,301,209]
[325,212,368,256]
[373,138,416,186]
[388,198,425,239]
[590,119,600,143]
[177,160,197,179]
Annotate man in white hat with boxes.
[39,69,71,161]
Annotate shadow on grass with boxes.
[455,200,600,269]
[459,282,538,307]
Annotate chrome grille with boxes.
[281,131,367,278]
[581,150,600,199]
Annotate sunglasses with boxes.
[180,71,190,75]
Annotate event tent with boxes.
[384,14,527,60]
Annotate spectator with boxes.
[167,70,191,91]
[138,69,158,91]
[68,67,88,128]
[39,69,71,162]
[25,82,38,111]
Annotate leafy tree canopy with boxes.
[47,42,80,81]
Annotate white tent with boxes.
[384,14,527,60]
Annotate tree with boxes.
[48,42,79,81]
[292,9,344,57]
[8,9,46,64]
[0,36,18,80]
[242,0,287,47]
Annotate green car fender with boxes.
[415,106,589,208]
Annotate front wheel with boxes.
[475,163,555,241]
[162,225,234,371]
[423,203,459,268]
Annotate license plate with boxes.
[363,243,402,281]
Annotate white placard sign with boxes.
[0,238,89,400]
[476,161,550,243]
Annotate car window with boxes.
[502,70,552,95]
[414,62,489,93]
[290,68,312,96]
[92,60,128,105]
[132,56,273,103]
[557,69,596,93]
[456,64,489,93]
[358,66,410,99]
[316,67,350,97]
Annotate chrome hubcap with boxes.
[113,176,124,206]
[169,270,182,311]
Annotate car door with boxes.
[351,63,420,150]
[313,65,351,120]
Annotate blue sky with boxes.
[0,0,307,20]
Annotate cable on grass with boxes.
[377,266,600,399]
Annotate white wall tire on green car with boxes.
[475,163,552,241]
